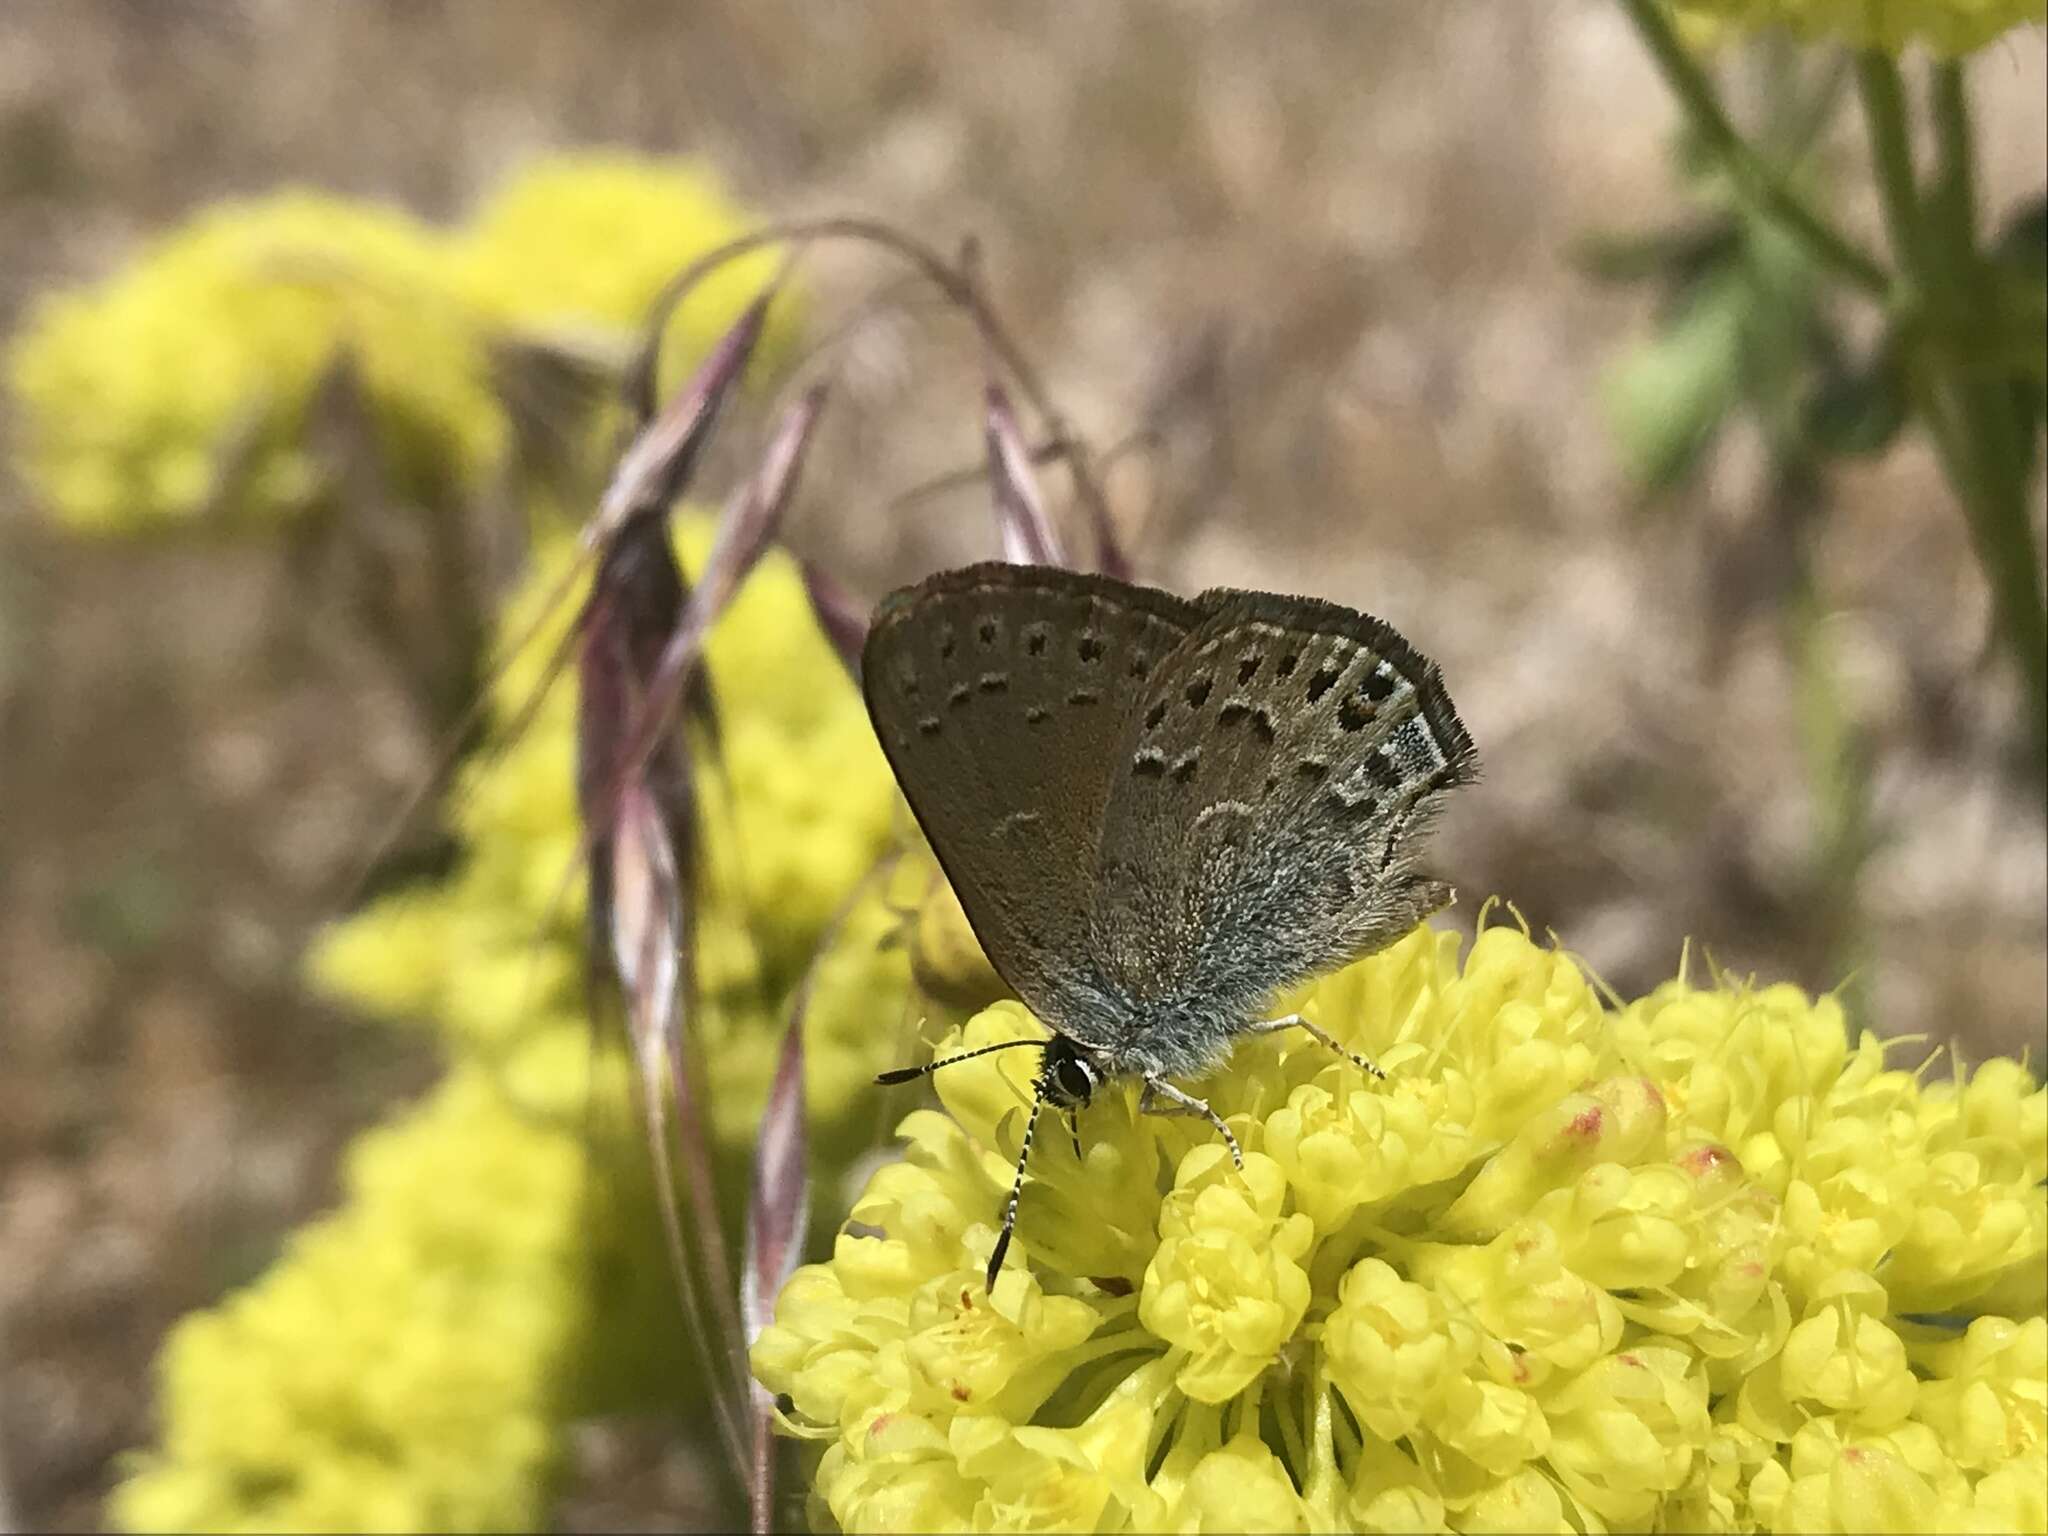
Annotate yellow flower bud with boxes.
[1913,1316,2048,1473]
[1140,1151,1314,1402]
[1543,1344,1711,1525]
[1757,1442,1946,1534]
[1325,1259,1463,1440]
[1453,1467,1571,1533]
[1161,1434,1310,1533]
[1740,1273,1919,1437]
[1440,1075,1667,1237]
[1969,1451,2048,1531]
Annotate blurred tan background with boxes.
[0,2,2041,1528]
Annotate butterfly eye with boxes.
[1053,1055,1097,1103]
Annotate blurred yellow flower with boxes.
[450,152,797,393]
[9,153,790,538]
[119,515,912,1532]
[111,1050,592,1534]
[754,923,2047,1532]
[8,193,499,533]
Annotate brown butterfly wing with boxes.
[862,563,1202,1032]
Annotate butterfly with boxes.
[863,562,1477,1284]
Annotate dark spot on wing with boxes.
[1184,675,1213,709]
[1307,664,1340,704]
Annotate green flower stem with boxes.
[1271,1377,1310,1490]
[1618,0,1891,297]
[1858,51,2048,777]
[1927,60,1976,240]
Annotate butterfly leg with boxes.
[1138,1078,1243,1169]
[1246,1013,1386,1080]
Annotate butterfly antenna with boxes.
[987,1086,1046,1291]
[873,1037,1045,1085]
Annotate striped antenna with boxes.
[986,1084,1047,1290]
[873,1037,1045,1085]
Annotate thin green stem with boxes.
[1856,53,1924,273]
[1928,59,1977,241]
[1620,0,1891,297]
[1859,52,2048,776]
[1931,62,2045,763]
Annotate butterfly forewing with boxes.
[1090,587,1477,1022]
[862,563,1201,1026]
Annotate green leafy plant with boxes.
[1606,1,2045,780]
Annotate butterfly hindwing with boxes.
[1088,586,1477,1024]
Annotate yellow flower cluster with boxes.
[9,193,497,533]
[1667,0,2044,52]
[110,1052,591,1534]
[8,154,781,534]
[753,923,2047,1533]
[115,519,912,1532]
